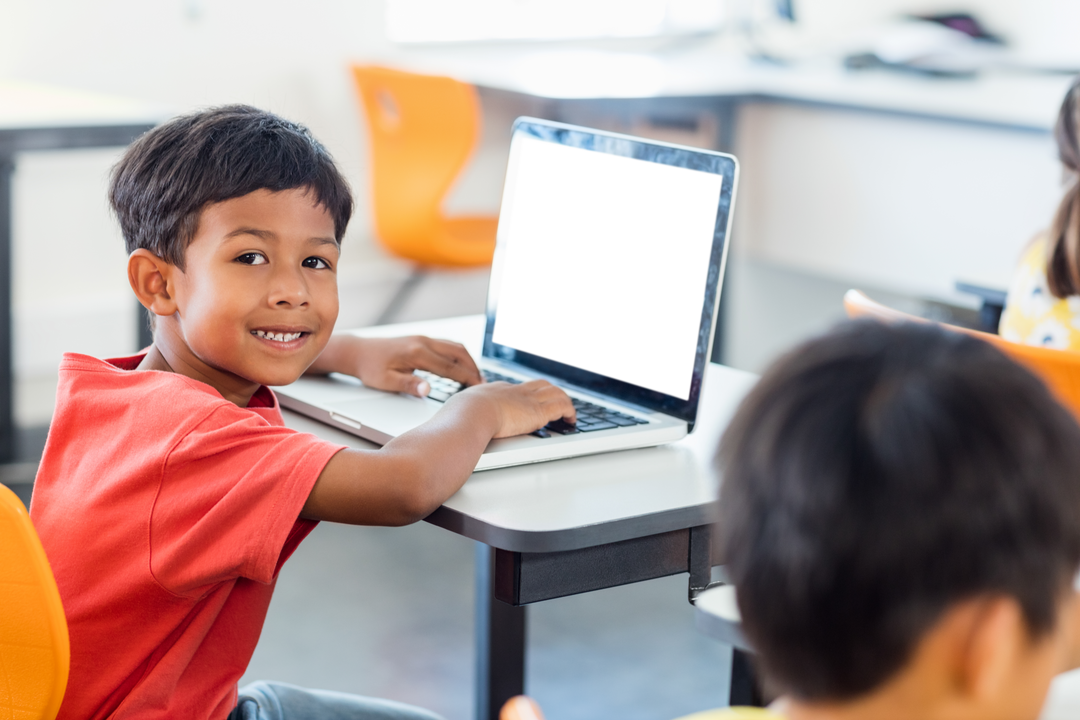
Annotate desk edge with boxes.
[424,501,718,553]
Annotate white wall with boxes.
[733,101,1061,299]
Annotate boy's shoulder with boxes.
[57,351,281,428]
[50,351,340,476]
[41,351,313,509]
[41,351,316,497]
[36,353,341,577]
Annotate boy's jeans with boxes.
[229,681,447,720]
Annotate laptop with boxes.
[275,117,738,471]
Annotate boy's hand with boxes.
[305,378,577,526]
[452,380,576,438]
[309,335,483,396]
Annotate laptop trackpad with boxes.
[329,394,441,437]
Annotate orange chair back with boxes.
[0,484,69,720]
[350,65,497,267]
[844,289,1080,421]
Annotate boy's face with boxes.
[162,187,339,391]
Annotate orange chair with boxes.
[350,65,498,323]
[0,483,69,720]
[844,289,1080,420]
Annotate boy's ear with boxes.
[1059,591,1080,672]
[959,595,1065,720]
[128,249,179,318]
[961,597,1024,701]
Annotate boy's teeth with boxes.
[254,330,302,342]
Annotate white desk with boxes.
[376,47,1069,310]
[0,81,162,461]
[380,45,1072,131]
[281,314,759,719]
[695,584,748,651]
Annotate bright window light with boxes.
[386,0,725,43]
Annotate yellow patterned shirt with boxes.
[674,710,784,720]
[999,236,1080,350]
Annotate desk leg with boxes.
[475,543,526,720]
[711,97,739,366]
[0,156,15,462]
[730,647,764,707]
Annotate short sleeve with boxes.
[148,404,344,595]
[1000,237,1080,351]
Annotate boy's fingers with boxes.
[414,344,482,386]
[523,381,576,423]
[552,393,576,423]
[388,371,430,397]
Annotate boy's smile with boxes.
[132,187,340,405]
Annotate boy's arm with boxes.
[300,380,575,526]
[306,334,482,396]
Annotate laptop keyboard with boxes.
[413,369,650,436]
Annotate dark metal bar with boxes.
[710,97,739,366]
[475,543,526,720]
[712,98,739,154]
[0,156,15,463]
[137,305,153,350]
[730,647,765,707]
[687,524,716,602]
[495,528,694,606]
[0,124,155,156]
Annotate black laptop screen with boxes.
[483,118,738,430]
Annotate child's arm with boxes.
[301,379,575,526]
[306,334,482,396]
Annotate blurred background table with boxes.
[0,81,160,468]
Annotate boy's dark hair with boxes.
[717,320,1080,700]
[110,105,352,269]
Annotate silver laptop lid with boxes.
[482,118,738,432]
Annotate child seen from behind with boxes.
[714,320,1080,720]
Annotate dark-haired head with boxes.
[1045,76,1080,297]
[716,320,1080,700]
[110,105,353,270]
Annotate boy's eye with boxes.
[236,253,268,265]
[302,257,329,270]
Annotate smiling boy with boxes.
[29,105,574,720]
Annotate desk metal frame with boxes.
[0,122,155,462]
[282,315,759,720]
[431,511,735,720]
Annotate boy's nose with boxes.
[268,267,310,307]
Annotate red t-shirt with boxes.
[31,353,346,720]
